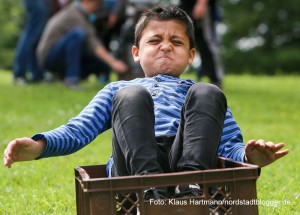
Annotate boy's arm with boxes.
[218,108,289,167]
[33,85,114,159]
[218,108,246,163]
[4,85,114,167]
[245,139,289,167]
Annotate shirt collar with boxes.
[153,74,195,85]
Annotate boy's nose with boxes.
[160,42,172,52]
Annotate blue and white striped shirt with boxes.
[33,74,245,171]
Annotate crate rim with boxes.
[74,157,260,193]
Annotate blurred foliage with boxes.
[0,0,299,74]
[0,0,23,69]
[221,0,300,74]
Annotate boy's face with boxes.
[132,20,196,78]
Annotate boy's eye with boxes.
[173,40,183,45]
[147,39,160,44]
[146,38,184,45]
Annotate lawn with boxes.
[0,71,299,214]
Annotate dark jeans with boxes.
[13,0,50,81]
[44,27,109,83]
[111,83,227,177]
[194,23,218,82]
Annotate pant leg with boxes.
[194,22,219,84]
[201,7,224,86]
[13,0,50,80]
[81,52,110,81]
[111,85,163,176]
[44,27,86,83]
[28,0,50,81]
[170,83,227,172]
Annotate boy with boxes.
[4,5,288,199]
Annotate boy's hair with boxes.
[134,5,195,49]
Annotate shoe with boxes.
[64,80,81,90]
[29,78,43,84]
[14,77,27,85]
[43,72,56,83]
[144,187,168,200]
[175,184,202,198]
[97,74,109,84]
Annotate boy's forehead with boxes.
[141,20,187,37]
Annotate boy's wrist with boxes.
[34,139,46,159]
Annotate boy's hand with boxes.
[3,138,45,168]
[245,139,289,167]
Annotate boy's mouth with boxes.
[158,55,172,59]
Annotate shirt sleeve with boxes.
[33,84,114,159]
[218,107,246,162]
[85,23,102,52]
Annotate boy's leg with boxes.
[170,83,227,172]
[111,85,162,176]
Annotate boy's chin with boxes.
[144,69,182,77]
[160,70,182,77]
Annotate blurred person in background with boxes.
[13,0,51,85]
[37,0,128,88]
[179,0,224,88]
[50,0,72,16]
[93,0,127,82]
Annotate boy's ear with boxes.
[188,48,196,65]
[132,46,140,63]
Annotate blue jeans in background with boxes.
[13,0,50,81]
[44,27,110,84]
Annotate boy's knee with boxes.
[189,82,226,101]
[114,85,151,105]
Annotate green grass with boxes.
[0,71,299,214]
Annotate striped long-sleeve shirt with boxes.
[33,74,245,173]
